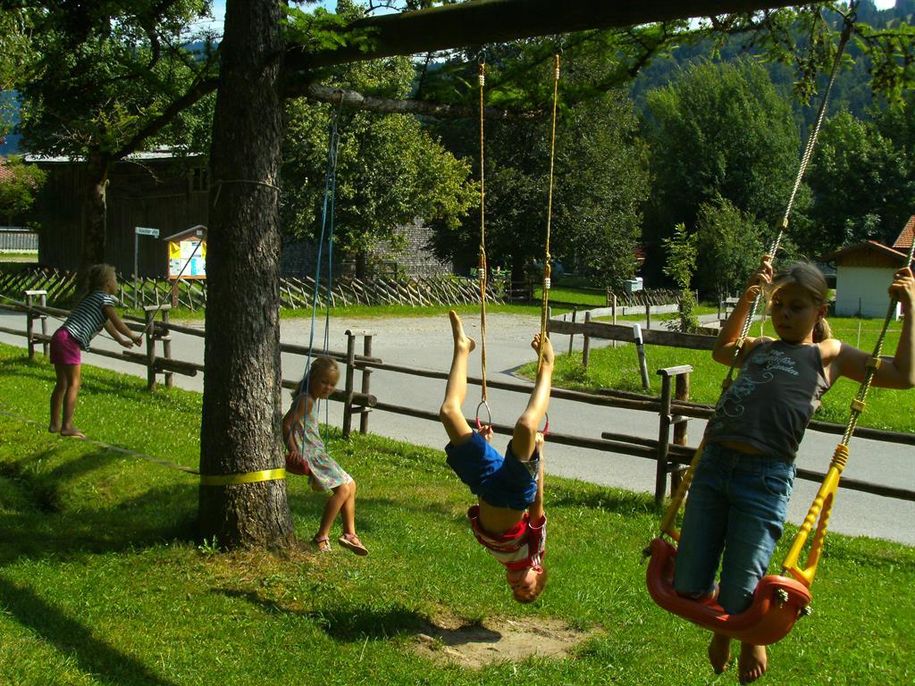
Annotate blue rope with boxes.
[299,104,342,416]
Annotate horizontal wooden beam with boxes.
[549,318,717,350]
[286,0,803,72]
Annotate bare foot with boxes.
[738,643,767,684]
[48,425,60,434]
[708,633,732,674]
[449,310,475,354]
[60,427,86,439]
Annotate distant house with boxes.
[27,150,210,277]
[821,215,914,318]
[26,150,450,279]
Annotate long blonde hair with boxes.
[293,356,339,398]
[769,262,832,342]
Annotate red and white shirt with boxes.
[467,505,547,572]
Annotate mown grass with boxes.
[0,342,913,684]
[526,315,915,433]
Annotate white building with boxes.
[822,216,914,319]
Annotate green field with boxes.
[0,342,913,685]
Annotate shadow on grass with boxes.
[218,588,432,641]
[0,576,179,686]
[0,478,197,565]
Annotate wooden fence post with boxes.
[633,324,650,390]
[342,332,356,438]
[161,306,174,389]
[645,301,651,329]
[611,294,618,348]
[581,311,592,368]
[24,290,35,360]
[144,307,157,391]
[567,307,577,354]
[360,335,373,435]
[24,289,48,359]
[655,371,673,505]
[671,370,691,493]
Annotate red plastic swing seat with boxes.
[645,537,812,646]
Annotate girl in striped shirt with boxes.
[49,264,142,438]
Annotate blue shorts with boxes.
[445,431,540,511]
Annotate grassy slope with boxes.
[0,343,913,685]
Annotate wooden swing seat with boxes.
[645,537,812,646]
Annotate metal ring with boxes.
[475,400,492,430]
[540,412,550,437]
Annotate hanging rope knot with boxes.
[478,61,485,86]
[865,357,882,370]
[850,398,866,413]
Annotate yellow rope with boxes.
[478,60,488,404]
[538,53,560,370]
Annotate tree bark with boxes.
[198,0,293,548]
[80,153,109,269]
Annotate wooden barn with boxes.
[27,150,210,277]
[822,215,914,318]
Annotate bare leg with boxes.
[340,481,357,535]
[708,633,732,674]
[59,364,85,438]
[738,643,767,684]
[512,333,553,461]
[439,310,475,446]
[49,363,68,432]
[316,481,351,540]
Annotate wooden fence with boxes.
[3,292,914,507]
[0,266,500,311]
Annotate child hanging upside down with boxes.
[439,310,552,603]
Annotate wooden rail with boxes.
[4,296,912,505]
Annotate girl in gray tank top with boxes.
[674,258,915,684]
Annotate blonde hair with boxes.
[513,567,548,604]
[294,356,339,397]
[87,264,116,291]
[769,262,832,342]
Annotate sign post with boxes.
[133,227,160,308]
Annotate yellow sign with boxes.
[168,239,207,279]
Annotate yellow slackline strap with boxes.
[478,59,488,404]
[538,53,560,370]
[199,468,286,487]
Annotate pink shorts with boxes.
[50,328,82,365]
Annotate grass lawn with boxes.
[0,343,913,684]
[526,316,915,434]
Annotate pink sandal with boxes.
[338,533,368,556]
[312,535,331,553]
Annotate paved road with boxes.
[2,308,913,545]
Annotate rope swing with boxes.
[475,58,492,429]
[538,53,561,373]
[646,8,862,646]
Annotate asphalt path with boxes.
[1,308,913,545]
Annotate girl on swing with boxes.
[283,356,368,556]
[674,256,915,683]
[440,311,552,604]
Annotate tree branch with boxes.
[290,81,537,119]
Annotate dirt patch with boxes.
[411,615,593,668]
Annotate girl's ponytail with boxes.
[813,317,832,342]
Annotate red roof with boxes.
[892,215,914,250]
[820,240,906,263]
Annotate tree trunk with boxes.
[198,0,293,548]
[80,153,109,269]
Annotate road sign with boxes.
[135,226,160,238]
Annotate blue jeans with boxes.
[673,442,796,615]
